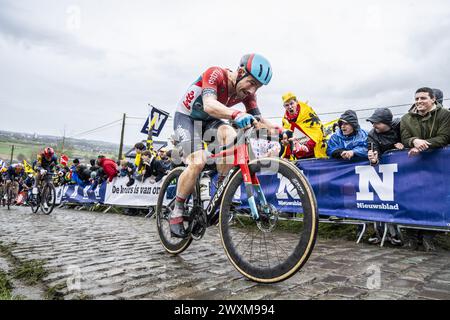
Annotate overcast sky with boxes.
[1,0,450,145]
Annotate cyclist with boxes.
[170,53,278,238]
[0,165,7,206]
[33,147,58,188]
[5,163,26,204]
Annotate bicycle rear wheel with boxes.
[156,167,193,254]
[6,186,13,210]
[40,184,56,214]
[219,157,318,283]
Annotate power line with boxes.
[265,98,450,120]
[68,119,122,138]
[71,122,122,138]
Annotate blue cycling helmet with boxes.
[239,53,273,85]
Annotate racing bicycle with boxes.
[156,126,318,283]
[29,171,56,214]
[5,179,19,210]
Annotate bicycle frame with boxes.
[203,127,269,226]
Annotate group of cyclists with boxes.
[4,53,290,234]
[1,53,321,283]
[0,147,57,207]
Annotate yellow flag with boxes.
[23,160,35,174]
[322,119,339,140]
[282,101,328,158]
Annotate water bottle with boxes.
[200,174,211,209]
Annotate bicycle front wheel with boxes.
[40,184,56,214]
[29,191,40,213]
[219,158,318,283]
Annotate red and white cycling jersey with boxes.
[176,67,260,121]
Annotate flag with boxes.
[322,119,339,140]
[140,106,170,137]
[60,154,69,167]
[23,160,35,174]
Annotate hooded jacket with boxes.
[98,157,118,182]
[400,103,450,148]
[326,110,368,159]
[367,108,402,155]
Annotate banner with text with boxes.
[295,147,450,228]
[54,148,450,228]
[103,177,163,206]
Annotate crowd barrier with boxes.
[55,147,450,228]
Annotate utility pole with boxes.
[10,145,14,164]
[61,125,66,154]
[118,113,126,161]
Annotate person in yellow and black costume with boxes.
[280,92,327,160]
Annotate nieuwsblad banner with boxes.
[54,147,450,228]
[296,147,450,228]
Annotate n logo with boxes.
[355,164,398,201]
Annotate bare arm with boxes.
[203,95,236,120]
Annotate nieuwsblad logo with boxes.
[355,164,400,210]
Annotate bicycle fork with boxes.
[240,164,269,220]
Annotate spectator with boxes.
[141,150,167,183]
[400,87,450,251]
[158,147,173,171]
[89,159,100,172]
[119,160,136,187]
[70,159,84,186]
[365,108,405,245]
[134,142,146,173]
[75,163,92,187]
[432,88,444,106]
[72,158,80,167]
[280,92,327,160]
[326,110,368,160]
[401,87,450,158]
[367,108,404,166]
[97,155,118,182]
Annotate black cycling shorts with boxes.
[173,112,229,157]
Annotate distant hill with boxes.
[0,130,132,163]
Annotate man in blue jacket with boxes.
[326,110,368,159]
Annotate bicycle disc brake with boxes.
[256,203,278,233]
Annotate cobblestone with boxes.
[0,206,449,300]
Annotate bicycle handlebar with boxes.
[209,125,255,156]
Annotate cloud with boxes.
[0,0,104,59]
[1,0,450,145]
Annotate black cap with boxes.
[367,108,393,126]
[433,88,444,105]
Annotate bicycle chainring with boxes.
[190,206,207,240]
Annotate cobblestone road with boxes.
[0,206,449,300]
